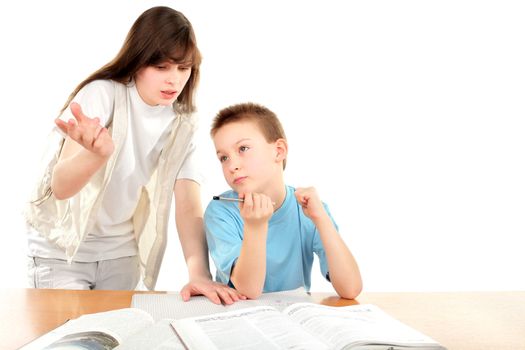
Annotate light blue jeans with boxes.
[27,255,140,290]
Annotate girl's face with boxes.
[135,61,192,106]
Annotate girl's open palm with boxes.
[55,102,114,158]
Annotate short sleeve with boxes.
[204,199,244,285]
[57,80,116,128]
[176,140,204,185]
[313,202,339,281]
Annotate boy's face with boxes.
[213,120,284,194]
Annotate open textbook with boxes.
[172,303,447,350]
[21,290,446,350]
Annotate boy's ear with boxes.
[274,138,288,163]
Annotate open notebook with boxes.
[131,288,316,320]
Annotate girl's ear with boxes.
[274,138,288,163]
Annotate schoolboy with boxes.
[204,102,362,299]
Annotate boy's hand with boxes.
[239,192,274,227]
[295,187,328,222]
[55,102,114,158]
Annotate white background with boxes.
[0,0,523,292]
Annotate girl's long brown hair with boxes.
[61,6,201,114]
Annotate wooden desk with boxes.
[1,289,524,350]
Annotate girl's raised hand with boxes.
[55,102,114,158]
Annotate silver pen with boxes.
[212,196,244,202]
[212,195,276,205]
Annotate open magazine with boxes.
[19,308,184,350]
[171,303,447,350]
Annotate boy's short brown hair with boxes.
[211,102,287,169]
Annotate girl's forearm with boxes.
[177,217,212,281]
[51,148,109,200]
[184,247,213,281]
[175,180,213,281]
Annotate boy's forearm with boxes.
[230,223,268,299]
[313,215,363,299]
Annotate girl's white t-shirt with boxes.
[28,80,202,262]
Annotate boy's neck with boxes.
[267,179,287,211]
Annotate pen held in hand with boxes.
[212,196,276,205]
[212,196,244,203]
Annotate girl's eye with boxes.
[179,66,191,71]
[219,155,228,163]
[156,65,167,70]
[239,146,249,153]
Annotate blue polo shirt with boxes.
[204,185,336,292]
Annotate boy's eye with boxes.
[219,155,228,163]
[239,146,249,153]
